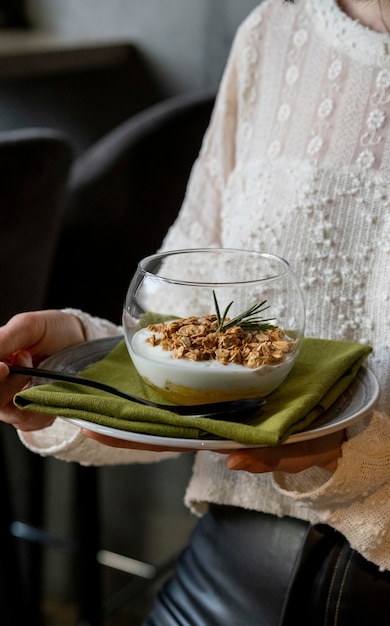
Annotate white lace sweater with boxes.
[20,0,390,570]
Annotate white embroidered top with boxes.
[20,0,390,570]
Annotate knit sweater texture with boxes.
[20,0,390,570]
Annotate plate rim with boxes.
[41,336,380,451]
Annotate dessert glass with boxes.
[123,248,305,405]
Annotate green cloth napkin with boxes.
[14,337,372,446]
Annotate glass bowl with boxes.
[123,248,305,405]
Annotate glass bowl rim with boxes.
[135,248,292,288]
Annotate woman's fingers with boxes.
[0,349,54,430]
[225,429,345,474]
[0,310,86,433]
[0,310,85,365]
[0,404,55,431]
[0,350,32,409]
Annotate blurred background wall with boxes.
[26,0,259,95]
[0,0,260,153]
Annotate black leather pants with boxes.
[143,505,390,626]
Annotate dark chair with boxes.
[0,127,73,624]
[47,88,216,323]
[0,127,73,323]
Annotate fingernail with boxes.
[226,454,251,471]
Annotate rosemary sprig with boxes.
[212,290,276,332]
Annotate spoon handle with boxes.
[8,365,265,419]
[8,364,164,408]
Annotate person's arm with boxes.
[270,410,390,570]
[12,308,181,465]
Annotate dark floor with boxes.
[42,592,155,626]
[43,599,80,626]
[42,567,173,625]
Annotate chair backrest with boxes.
[0,127,73,623]
[46,89,215,323]
[0,128,73,323]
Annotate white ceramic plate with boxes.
[39,336,380,451]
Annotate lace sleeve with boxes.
[273,410,390,570]
[61,308,123,340]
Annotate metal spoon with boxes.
[8,364,266,420]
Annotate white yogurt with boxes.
[128,327,296,403]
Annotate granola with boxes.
[146,315,295,368]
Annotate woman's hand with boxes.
[225,429,345,473]
[0,310,86,431]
